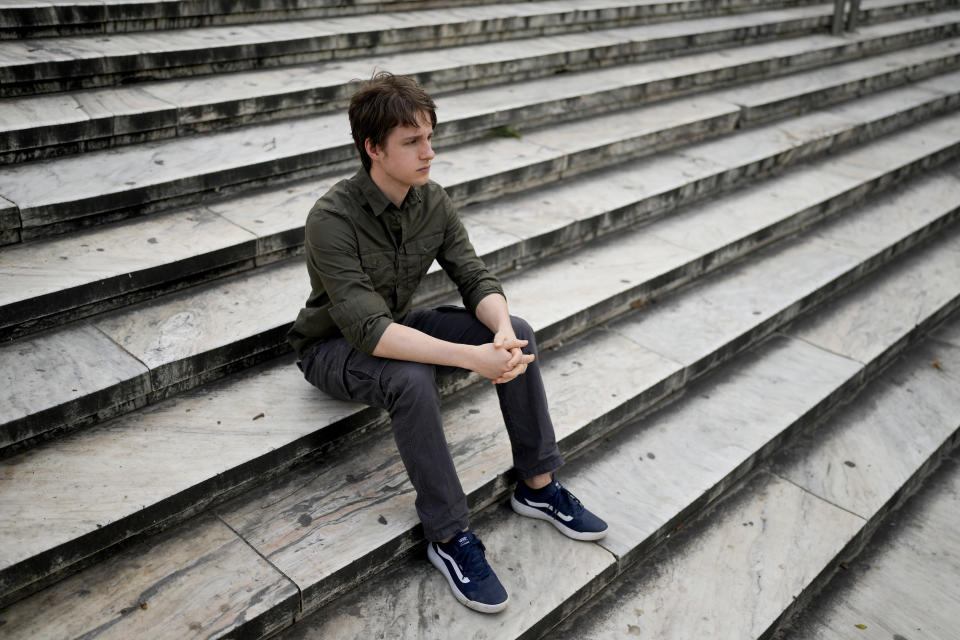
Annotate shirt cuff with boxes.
[464,282,506,314]
[328,292,393,354]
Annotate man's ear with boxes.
[365,138,382,162]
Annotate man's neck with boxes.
[369,165,409,208]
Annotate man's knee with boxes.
[383,361,439,406]
[511,315,535,342]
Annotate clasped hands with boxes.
[471,329,535,384]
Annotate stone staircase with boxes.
[1,0,959,638]
[774,450,960,639]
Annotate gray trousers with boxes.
[299,306,564,542]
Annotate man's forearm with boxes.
[474,293,512,335]
[370,318,533,383]
[372,322,475,368]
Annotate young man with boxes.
[289,72,607,613]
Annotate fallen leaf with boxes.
[252,412,265,421]
[931,358,943,370]
[378,515,388,525]
[487,125,522,139]
[630,299,647,309]
[140,601,148,610]
[855,624,867,630]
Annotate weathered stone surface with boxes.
[785,172,960,365]
[611,222,859,369]
[0,86,177,156]
[0,89,734,236]
[0,206,257,331]
[611,156,960,374]
[774,335,960,519]
[933,307,960,346]
[6,7,942,148]
[822,82,950,137]
[717,37,960,123]
[557,334,862,563]
[71,85,179,136]
[780,454,960,640]
[812,110,960,185]
[0,354,362,599]
[204,177,338,260]
[0,515,299,640]
[0,2,840,91]
[0,194,18,240]
[551,472,864,639]
[0,93,103,151]
[0,323,150,448]
[0,111,353,233]
[92,258,307,392]
[499,224,699,341]
[5,42,957,241]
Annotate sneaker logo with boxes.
[435,545,471,584]
[457,536,469,546]
[524,498,574,522]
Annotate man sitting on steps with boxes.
[288,71,608,614]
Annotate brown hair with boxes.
[348,71,437,172]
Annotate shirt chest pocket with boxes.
[404,231,444,275]
[359,251,397,300]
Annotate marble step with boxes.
[1,0,837,39]
[12,0,860,39]
[3,92,957,453]
[3,165,958,638]
[4,10,956,164]
[0,0,853,97]
[776,452,960,640]
[1,124,957,610]
[10,0,571,30]
[0,87,738,242]
[4,46,960,249]
[0,0,647,37]
[715,36,960,125]
[542,301,960,640]
[5,57,958,339]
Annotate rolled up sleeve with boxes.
[435,191,504,312]
[308,211,393,354]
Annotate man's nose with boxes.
[421,141,435,159]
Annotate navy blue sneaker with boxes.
[427,530,509,613]
[511,477,608,540]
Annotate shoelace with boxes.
[453,536,492,581]
[550,484,585,519]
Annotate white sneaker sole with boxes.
[510,495,608,541]
[427,543,508,614]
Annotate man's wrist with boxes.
[459,343,480,371]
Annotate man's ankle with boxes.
[440,527,469,544]
[523,472,553,491]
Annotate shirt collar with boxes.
[353,168,422,216]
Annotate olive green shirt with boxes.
[288,169,505,359]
